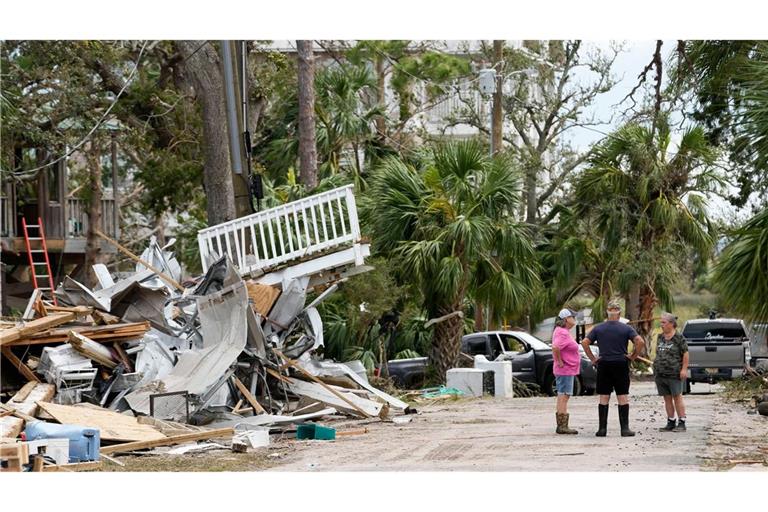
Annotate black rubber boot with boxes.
[595,404,608,437]
[659,418,677,432]
[618,404,635,437]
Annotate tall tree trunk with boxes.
[375,52,387,137]
[296,40,318,191]
[491,40,504,155]
[430,304,465,384]
[525,161,538,223]
[637,284,657,343]
[177,41,237,226]
[84,145,103,289]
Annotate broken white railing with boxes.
[198,185,366,278]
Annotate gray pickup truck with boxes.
[681,318,751,392]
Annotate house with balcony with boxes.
[1,156,119,312]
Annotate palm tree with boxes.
[569,119,721,336]
[712,208,768,323]
[681,41,768,323]
[368,140,541,381]
[259,63,385,189]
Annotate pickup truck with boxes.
[681,318,751,392]
[384,330,597,396]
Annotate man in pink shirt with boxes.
[552,308,580,434]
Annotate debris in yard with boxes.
[0,188,415,470]
[421,386,465,399]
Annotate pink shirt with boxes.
[552,326,580,376]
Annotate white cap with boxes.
[558,308,575,320]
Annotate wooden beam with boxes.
[1,347,41,382]
[42,461,102,472]
[67,331,118,369]
[10,382,38,403]
[94,229,184,291]
[0,312,75,346]
[231,376,266,414]
[112,342,133,372]
[100,428,234,455]
[6,321,150,346]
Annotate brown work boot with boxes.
[556,413,578,434]
[562,413,578,434]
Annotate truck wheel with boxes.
[544,372,556,397]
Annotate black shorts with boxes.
[596,360,631,396]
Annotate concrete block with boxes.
[446,368,495,398]
[474,355,513,398]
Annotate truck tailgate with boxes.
[687,341,745,368]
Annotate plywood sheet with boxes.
[36,401,166,442]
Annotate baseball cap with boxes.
[557,308,575,319]
[607,300,622,310]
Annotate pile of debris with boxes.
[1,235,411,471]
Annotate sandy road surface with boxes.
[268,381,768,471]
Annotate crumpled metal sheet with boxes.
[113,287,171,334]
[264,277,307,337]
[56,269,158,312]
[130,329,182,391]
[125,280,249,414]
[301,358,409,411]
[136,236,183,292]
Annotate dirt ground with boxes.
[264,380,768,472]
[102,380,768,472]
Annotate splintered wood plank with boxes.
[0,312,76,346]
[245,281,281,317]
[10,382,38,403]
[1,347,41,382]
[36,402,166,442]
[231,376,266,414]
[100,428,234,455]
[0,383,55,438]
[42,461,102,472]
[6,322,151,346]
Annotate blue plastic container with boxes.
[25,421,100,462]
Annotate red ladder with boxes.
[22,217,58,306]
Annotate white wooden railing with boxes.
[197,185,363,276]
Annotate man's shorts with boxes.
[596,360,630,395]
[655,376,684,396]
[555,375,575,395]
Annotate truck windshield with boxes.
[682,323,747,340]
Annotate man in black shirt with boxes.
[581,301,646,437]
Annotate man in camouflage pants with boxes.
[653,312,689,432]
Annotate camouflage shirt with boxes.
[653,332,688,378]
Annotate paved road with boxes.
[268,381,768,471]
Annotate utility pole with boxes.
[491,40,504,156]
[220,40,253,218]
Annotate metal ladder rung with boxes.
[30,249,46,253]
[32,262,48,265]
[25,224,40,228]
[37,287,52,291]
[27,237,43,240]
